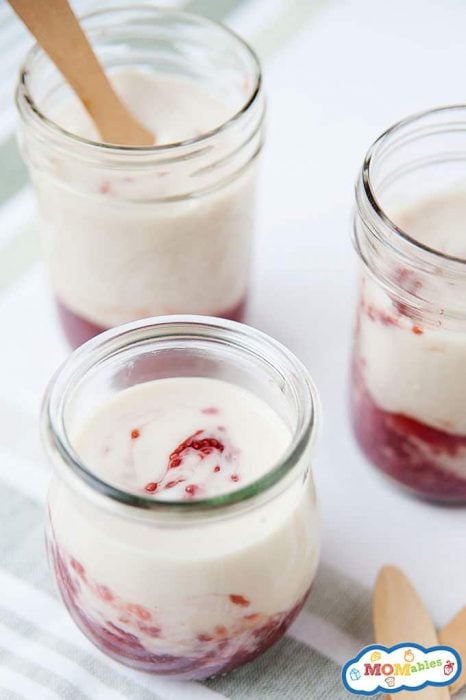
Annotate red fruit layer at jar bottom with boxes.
[51,545,310,679]
[351,361,466,502]
[56,297,247,348]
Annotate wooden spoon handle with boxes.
[9,0,153,145]
[373,565,449,699]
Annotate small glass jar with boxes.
[42,316,320,679]
[16,6,264,347]
[352,105,466,502]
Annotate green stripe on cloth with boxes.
[185,0,246,22]
[304,564,372,643]
[0,135,28,206]
[0,483,53,596]
[0,646,87,700]
[206,637,344,699]
[0,608,163,700]
[0,484,176,700]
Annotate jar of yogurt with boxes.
[42,316,320,678]
[352,106,466,502]
[16,7,264,347]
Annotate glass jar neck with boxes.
[43,316,318,523]
[16,6,265,200]
[354,105,466,324]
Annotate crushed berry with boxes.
[70,559,85,577]
[201,407,219,415]
[127,603,151,621]
[367,305,397,326]
[145,429,229,496]
[197,633,213,642]
[138,623,162,638]
[230,474,239,482]
[229,594,250,607]
[96,584,113,601]
[51,545,310,679]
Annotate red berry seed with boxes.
[229,594,250,607]
[127,603,151,621]
[131,429,140,439]
[96,584,113,601]
[145,482,157,493]
[70,558,85,577]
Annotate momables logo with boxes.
[342,643,461,695]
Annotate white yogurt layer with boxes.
[50,71,235,146]
[32,70,258,327]
[359,191,466,437]
[72,377,292,499]
[48,377,319,656]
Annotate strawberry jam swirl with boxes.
[143,427,239,497]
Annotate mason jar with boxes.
[16,6,265,347]
[42,316,320,678]
[352,105,466,503]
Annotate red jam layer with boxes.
[351,358,466,502]
[49,543,309,679]
[56,297,247,348]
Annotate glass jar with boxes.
[42,316,320,678]
[352,105,466,503]
[16,6,264,347]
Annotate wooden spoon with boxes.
[373,565,449,699]
[9,0,154,146]
[439,607,466,695]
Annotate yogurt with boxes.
[47,376,319,677]
[353,191,466,500]
[72,377,291,499]
[20,65,264,346]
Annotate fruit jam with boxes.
[351,353,466,502]
[56,298,247,348]
[49,541,309,679]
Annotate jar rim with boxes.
[361,103,466,270]
[43,316,319,515]
[16,4,262,158]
